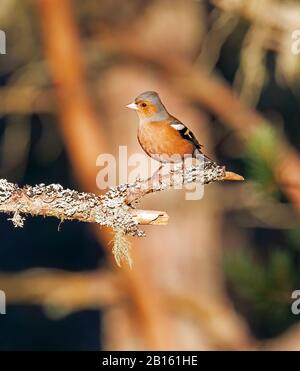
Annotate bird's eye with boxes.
[141,103,147,107]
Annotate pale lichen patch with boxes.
[0,161,235,267]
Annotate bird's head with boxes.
[126,91,169,121]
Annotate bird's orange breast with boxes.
[138,121,195,163]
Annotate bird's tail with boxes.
[193,148,214,164]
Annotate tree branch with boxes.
[0,179,166,235]
[0,162,242,237]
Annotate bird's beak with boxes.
[126,102,139,110]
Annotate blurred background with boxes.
[0,0,300,350]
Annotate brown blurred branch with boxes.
[1,265,298,350]
[169,294,256,350]
[0,268,254,349]
[212,0,300,32]
[38,0,110,192]
[0,269,123,318]
[0,268,255,350]
[0,87,54,114]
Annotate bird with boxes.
[126,91,211,166]
[126,91,244,181]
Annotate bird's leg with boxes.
[147,163,163,182]
[181,160,185,183]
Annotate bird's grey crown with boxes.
[135,91,161,104]
[135,91,169,121]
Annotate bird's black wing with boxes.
[170,120,203,151]
[170,119,214,163]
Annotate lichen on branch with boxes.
[0,161,243,267]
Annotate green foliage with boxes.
[287,227,300,251]
[240,124,300,336]
[245,124,281,198]
[224,248,294,330]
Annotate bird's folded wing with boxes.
[170,119,203,150]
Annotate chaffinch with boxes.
[126,91,211,165]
